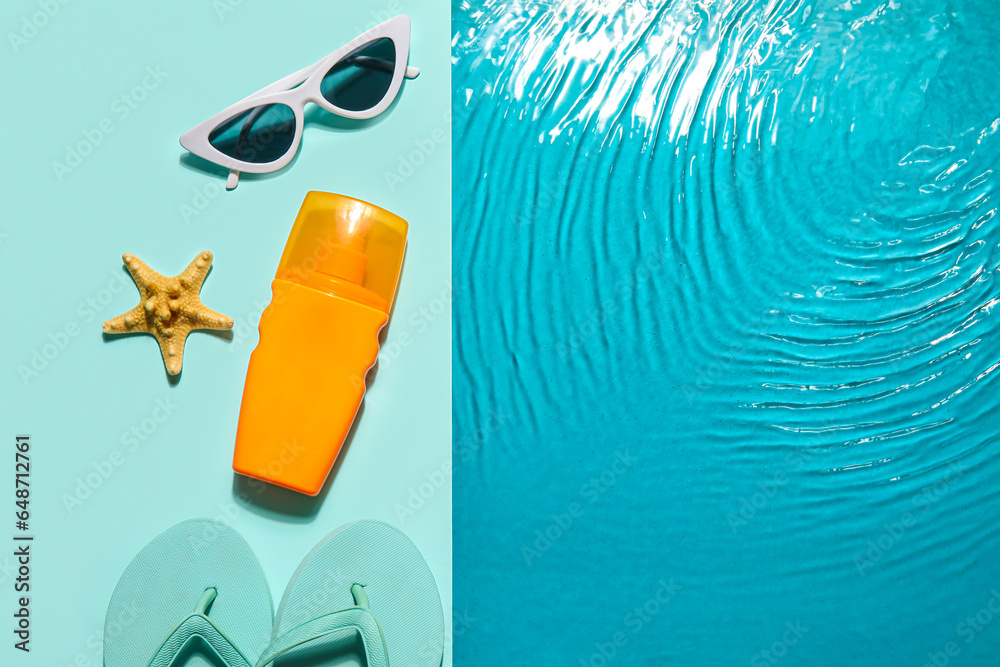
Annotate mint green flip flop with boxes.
[104,519,273,667]
[258,520,444,667]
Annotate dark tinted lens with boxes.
[320,38,396,111]
[208,103,295,164]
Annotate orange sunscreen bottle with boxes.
[233,191,408,495]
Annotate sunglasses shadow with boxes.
[177,80,413,187]
[178,148,303,188]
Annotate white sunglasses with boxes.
[180,15,419,190]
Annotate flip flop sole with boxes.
[104,519,273,667]
[272,520,444,667]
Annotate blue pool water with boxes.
[453,0,1000,664]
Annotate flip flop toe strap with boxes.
[149,588,253,667]
[256,584,389,667]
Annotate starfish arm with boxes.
[105,250,230,377]
[102,305,149,334]
[155,330,189,376]
[186,303,235,331]
[180,250,215,293]
[121,253,161,300]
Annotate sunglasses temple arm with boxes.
[236,50,418,105]
[347,54,419,78]
[235,105,268,157]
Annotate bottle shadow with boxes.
[228,241,407,519]
[231,396,369,523]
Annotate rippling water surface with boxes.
[453,1,1000,663]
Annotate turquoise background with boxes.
[0,1,451,665]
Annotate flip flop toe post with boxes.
[261,520,444,667]
[104,519,273,667]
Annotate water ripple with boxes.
[454,0,1000,663]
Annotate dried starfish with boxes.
[103,251,234,375]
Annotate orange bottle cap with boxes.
[275,192,408,313]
